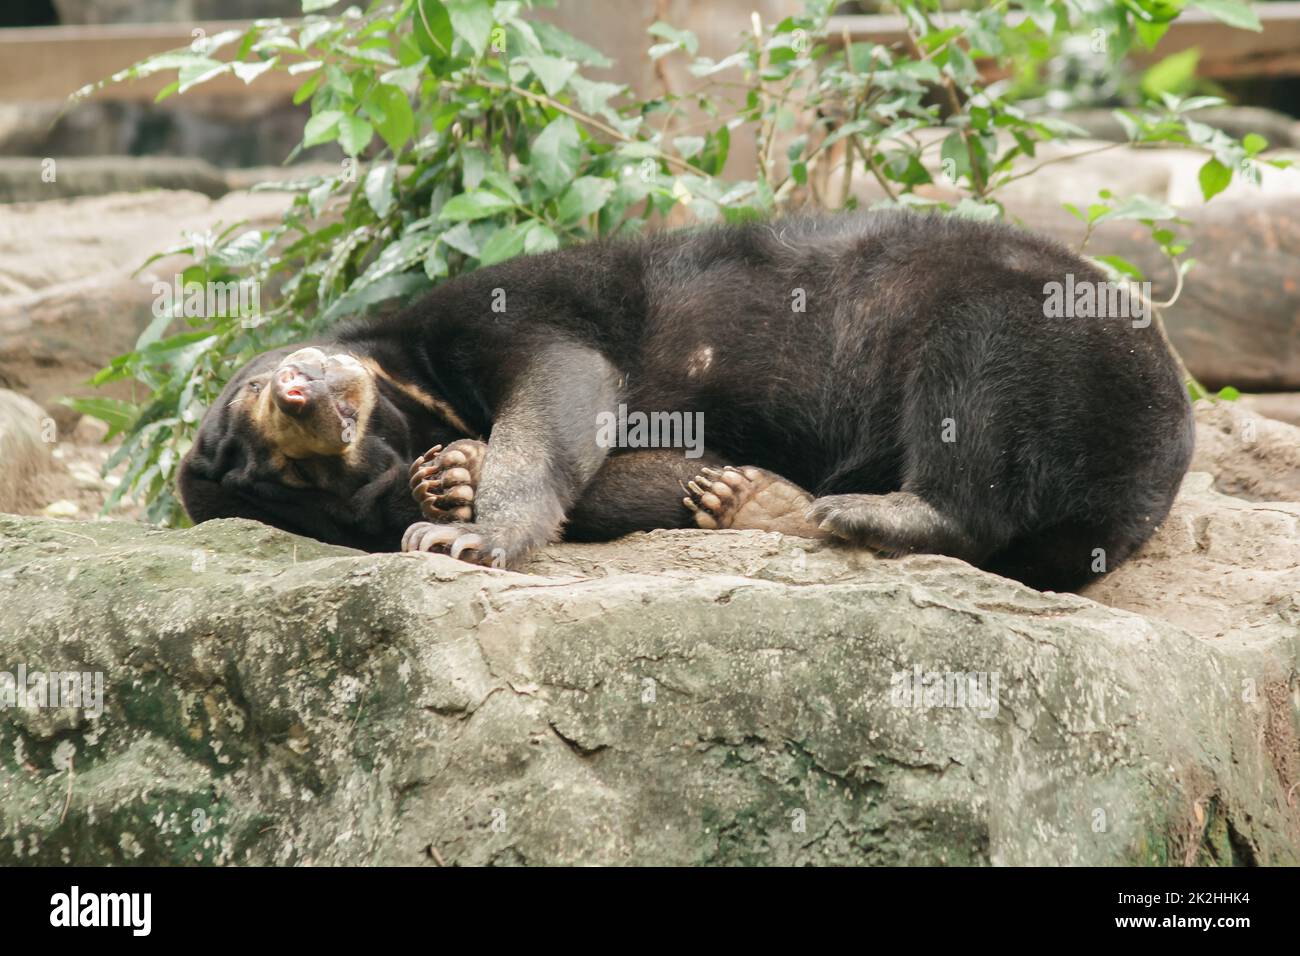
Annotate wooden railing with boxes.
[3,5,1299,103]
[827,3,1300,78]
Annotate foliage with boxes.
[71,0,1284,523]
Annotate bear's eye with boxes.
[248,381,262,394]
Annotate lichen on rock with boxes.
[1,470,1296,864]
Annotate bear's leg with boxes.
[682,465,829,538]
[801,313,1016,565]
[807,491,981,560]
[563,449,731,540]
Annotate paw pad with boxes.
[681,466,762,530]
[409,439,487,523]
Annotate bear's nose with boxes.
[272,364,323,415]
[278,358,324,381]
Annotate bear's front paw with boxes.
[408,439,487,523]
[401,520,511,568]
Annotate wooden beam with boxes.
[0,21,301,102]
[828,3,1300,80]
[3,4,1299,106]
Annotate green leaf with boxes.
[293,71,324,104]
[447,0,493,57]
[1191,0,1262,32]
[303,109,343,147]
[365,163,396,217]
[439,221,480,256]
[424,239,448,279]
[558,177,615,224]
[1242,132,1267,155]
[232,57,278,84]
[1197,156,1232,201]
[368,83,415,153]
[1141,48,1199,101]
[379,58,429,93]
[60,397,138,441]
[1133,18,1171,48]
[1216,385,1242,401]
[568,75,624,116]
[530,116,581,193]
[1094,195,1178,223]
[1020,0,1057,34]
[439,191,516,221]
[177,59,230,94]
[698,126,730,176]
[673,135,705,159]
[319,271,432,324]
[940,131,970,183]
[1094,255,1145,281]
[338,115,374,156]
[951,198,1001,222]
[647,21,698,56]
[308,179,335,217]
[478,223,529,265]
[524,223,559,254]
[482,169,522,204]
[414,0,454,66]
[1178,95,1226,113]
[533,21,613,68]
[522,55,577,96]
[298,20,336,50]
[459,146,488,188]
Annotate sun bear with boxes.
[178,210,1194,591]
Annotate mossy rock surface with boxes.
[0,508,1296,866]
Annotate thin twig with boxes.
[476,79,704,177]
[993,141,1124,190]
[856,137,897,202]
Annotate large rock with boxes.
[1060,107,1300,150]
[1079,401,1300,642]
[51,0,304,24]
[1014,197,1300,391]
[0,389,53,513]
[832,134,1300,390]
[0,156,229,204]
[1190,400,1300,503]
[1242,392,1300,429]
[0,472,1296,865]
[1082,472,1300,643]
[0,101,333,174]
